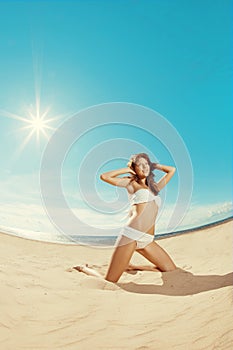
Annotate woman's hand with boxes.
[126,164,136,175]
[152,162,165,171]
[128,168,136,175]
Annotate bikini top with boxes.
[128,188,161,207]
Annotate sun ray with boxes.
[40,127,50,139]
[0,109,31,124]
[0,42,65,163]
[40,106,51,120]
[13,128,36,158]
[0,104,60,159]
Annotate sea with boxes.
[0,216,232,248]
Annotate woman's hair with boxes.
[128,153,160,195]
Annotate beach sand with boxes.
[0,220,232,350]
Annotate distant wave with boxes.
[0,216,232,247]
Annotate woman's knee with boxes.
[105,267,124,283]
[105,242,136,282]
[105,275,120,283]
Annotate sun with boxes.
[30,117,47,130]
[20,105,56,143]
[0,104,62,157]
[0,46,64,157]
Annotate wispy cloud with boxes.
[0,173,41,203]
[158,201,232,233]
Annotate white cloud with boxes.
[158,201,232,233]
[0,173,41,203]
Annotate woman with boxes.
[74,153,177,282]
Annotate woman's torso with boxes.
[126,179,160,235]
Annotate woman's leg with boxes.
[137,241,177,272]
[126,263,161,272]
[105,236,137,283]
[73,264,103,277]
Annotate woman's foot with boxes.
[126,263,162,272]
[73,264,87,272]
[73,264,102,278]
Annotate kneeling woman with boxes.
[74,153,177,282]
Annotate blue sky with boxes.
[0,0,232,240]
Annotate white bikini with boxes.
[128,188,161,207]
[116,188,161,250]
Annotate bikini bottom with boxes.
[115,225,154,250]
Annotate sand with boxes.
[0,220,232,350]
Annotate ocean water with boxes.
[1,199,232,247]
[0,216,232,248]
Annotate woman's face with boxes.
[134,157,150,177]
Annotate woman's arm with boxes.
[154,164,176,191]
[100,167,135,187]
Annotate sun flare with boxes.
[30,117,47,130]
[0,103,62,158]
[20,105,56,143]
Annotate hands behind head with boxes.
[128,168,136,175]
[127,162,136,175]
[152,163,160,170]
